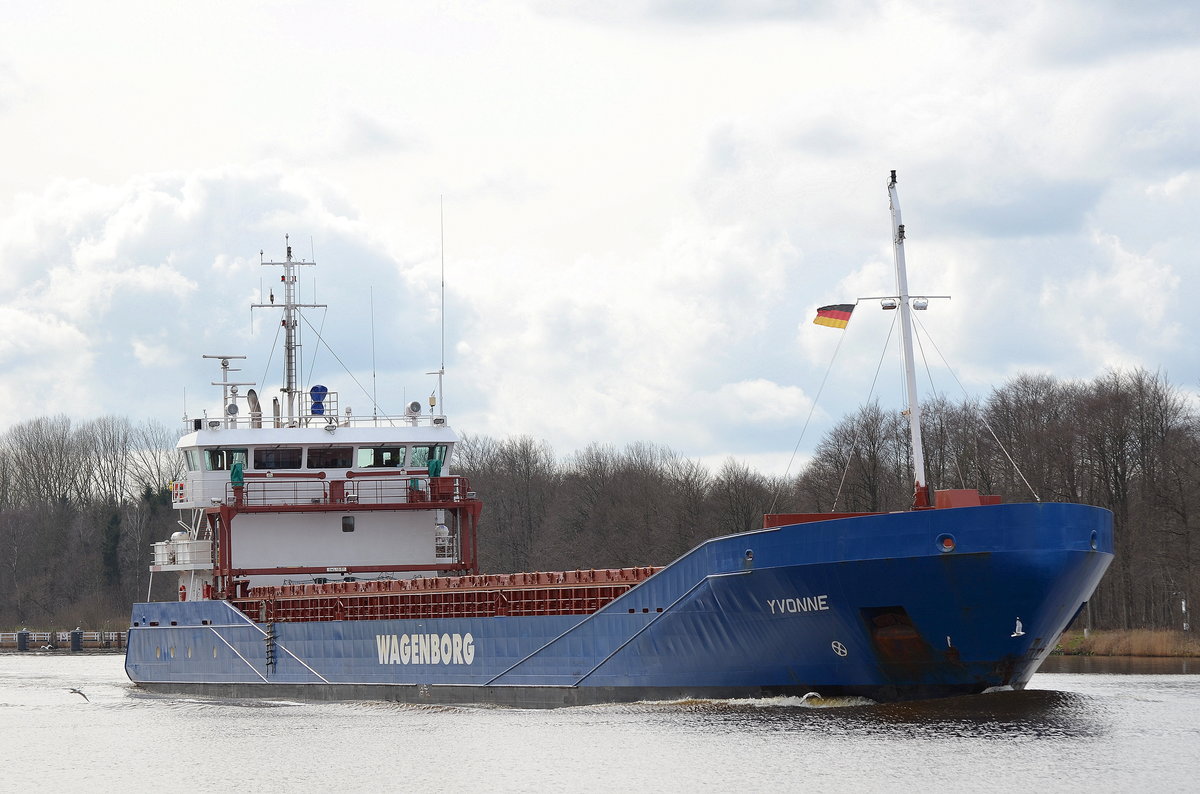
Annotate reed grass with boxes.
[1055,629,1200,657]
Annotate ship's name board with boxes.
[765,595,829,614]
[375,633,475,665]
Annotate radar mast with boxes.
[252,235,326,424]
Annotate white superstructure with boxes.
[150,241,480,602]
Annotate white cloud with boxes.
[1146,172,1194,198]
[131,338,173,368]
[1041,231,1182,370]
[710,379,814,423]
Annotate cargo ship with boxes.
[125,173,1114,705]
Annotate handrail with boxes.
[243,471,327,479]
[183,410,451,433]
[223,474,475,507]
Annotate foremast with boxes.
[887,170,930,508]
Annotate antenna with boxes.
[426,195,446,415]
[370,286,378,421]
[441,196,446,384]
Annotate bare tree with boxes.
[128,419,185,495]
[2,416,86,505]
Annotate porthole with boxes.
[213,647,218,658]
[169,647,175,658]
[187,647,192,658]
[155,647,161,659]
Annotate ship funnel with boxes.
[247,389,263,429]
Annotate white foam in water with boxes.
[636,694,878,709]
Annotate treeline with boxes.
[0,416,183,628]
[455,437,785,575]
[458,368,1197,632]
[1,368,1195,632]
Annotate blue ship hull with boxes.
[126,503,1113,705]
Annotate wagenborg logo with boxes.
[376,633,475,665]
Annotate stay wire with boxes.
[298,312,395,425]
[769,301,858,514]
[257,314,284,398]
[911,318,967,489]
[302,308,329,386]
[831,312,898,513]
[911,313,1039,501]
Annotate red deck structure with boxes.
[233,566,665,622]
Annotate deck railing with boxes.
[183,406,450,432]
[225,474,474,508]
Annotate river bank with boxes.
[1055,629,1199,657]
[0,629,125,652]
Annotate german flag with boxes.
[813,303,855,329]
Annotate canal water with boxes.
[1,654,1195,791]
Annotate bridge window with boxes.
[254,447,302,470]
[205,448,247,471]
[308,446,352,468]
[357,446,406,468]
[184,449,202,471]
[410,444,448,468]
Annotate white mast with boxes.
[887,170,929,505]
[252,236,326,424]
[202,355,252,429]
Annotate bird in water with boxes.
[68,688,89,702]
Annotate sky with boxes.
[1,0,1197,476]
